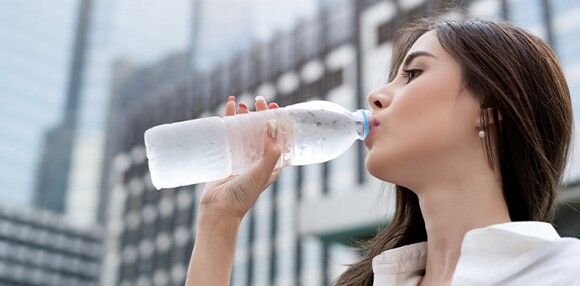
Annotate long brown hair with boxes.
[334,15,573,286]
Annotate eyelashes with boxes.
[401,69,423,84]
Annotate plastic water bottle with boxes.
[144,100,375,189]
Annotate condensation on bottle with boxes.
[144,100,374,189]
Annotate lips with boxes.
[370,117,379,130]
[368,115,380,134]
[365,116,380,145]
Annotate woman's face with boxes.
[365,30,482,187]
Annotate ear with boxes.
[476,107,502,128]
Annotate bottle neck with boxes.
[353,109,373,140]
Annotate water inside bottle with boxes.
[287,109,360,165]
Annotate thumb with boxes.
[241,120,282,191]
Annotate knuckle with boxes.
[271,144,282,157]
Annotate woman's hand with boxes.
[198,95,282,223]
[187,95,282,286]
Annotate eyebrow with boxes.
[402,51,438,68]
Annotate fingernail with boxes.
[255,95,265,102]
[238,103,248,109]
[267,120,277,139]
[268,102,277,109]
[228,95,236,102]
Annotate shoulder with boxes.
[454,222,580,285]
[539,236,580,265]
[513,237,580,284]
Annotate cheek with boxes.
[366,78,460,175]
[392,81,456,146]
[364,121,448,178]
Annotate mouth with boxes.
[368,117,379,135]
[364,117,380,145]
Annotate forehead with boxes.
[407,30,448,59]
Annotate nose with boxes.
[367,86,393,112]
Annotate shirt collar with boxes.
[460,221,560,256]
[372,221,560,286]
[372,242,427,286]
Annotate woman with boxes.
[186,15,580,286]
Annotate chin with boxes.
[365,149,412,185]
[365,153,389,181]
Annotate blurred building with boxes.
[63,0,192,226]
[0,0,79,207]
[101,0,368,282]
[0,4,104,286]
[66,0,259,229]
[34,0,93,214]
[101,1,580,286]
[101,152,194,286]
[192,0,255,73]
[0,206,102,286]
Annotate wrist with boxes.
[196,206,243,234]
[188,206,241,286]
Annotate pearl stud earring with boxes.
[479,119,486,138]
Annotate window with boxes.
[326,68,344,90]
[377,20,396,45]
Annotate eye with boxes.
[401,69,423,84]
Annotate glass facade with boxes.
[551,1,580,117]
[0,0,78,207]
[67,0,193,226]
[0,206,102,285]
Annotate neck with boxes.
[414,157,511,286]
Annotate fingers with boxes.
[237,103,249,114]
[255,95,268,111]
[225,96,236,116]
[225,95,280,115]
[240,120,282,191]
[268,102,280,109]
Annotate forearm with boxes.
[186,211,242,286]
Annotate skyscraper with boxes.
[0,205,102,286]
[64,0,193,226]
[0,0,79,207]
[34,0,93,214]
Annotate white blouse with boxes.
[372,221,580,286]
